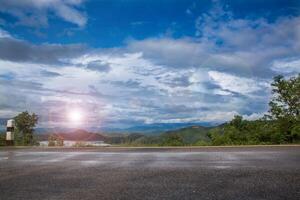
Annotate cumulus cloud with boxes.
[127,3,300,79]
[0,0,87,27]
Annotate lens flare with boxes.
[68,110,83,123]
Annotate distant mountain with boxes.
[98,122,218,134]
[32,122,220,135]
[37,129,106,141]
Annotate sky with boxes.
[0,0,299,128]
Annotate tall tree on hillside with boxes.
[230,115,244,131]
[14,111,38,145]
[268,74,300,142]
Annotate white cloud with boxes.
[271,58,300,74]
[0,32,274,126]
[208,71,268,95]
[0,0,87,27]
[127,37,210,68]
[0,109,18,118]
[52,2,87,27]
[126,13,300,78]
[152,111,239,123]
[0,28,11,38]
[242,113,265,121]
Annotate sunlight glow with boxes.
[68,110,83,124]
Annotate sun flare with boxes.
[68,110,83,123]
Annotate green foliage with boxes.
[194,140,211,146]
[161,133,184,146]
[268,74,300,142]
[0,132,6,146]
[209,117,291,145]
[165,126,210,145]
[269,75,300,119]
[130,135,161,146]
[291,124,300,142]
[125,133,144,143]
[108,126,211,146]
[104,134,127,144]
[105,133,145,145]
[14,111,38,146]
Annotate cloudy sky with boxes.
[0,0,299,128]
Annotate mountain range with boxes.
[0,118,220,134]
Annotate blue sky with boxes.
[0,0,299,128]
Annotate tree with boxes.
[161,133,184,146]
[268,74,300,142]
[0,132,6,146]
[48,134,64,146]
[230,115,244,131]
[14,111,38,145]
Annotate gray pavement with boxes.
[0,146,299,200]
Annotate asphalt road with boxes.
[0,146,299,200]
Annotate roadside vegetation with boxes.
[0,111,39,146]
[207,74,300,145]
[14,111,39,146]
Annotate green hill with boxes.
[103,124,226,146]
[163,126,211,145]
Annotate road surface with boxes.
[0,146,299,200]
